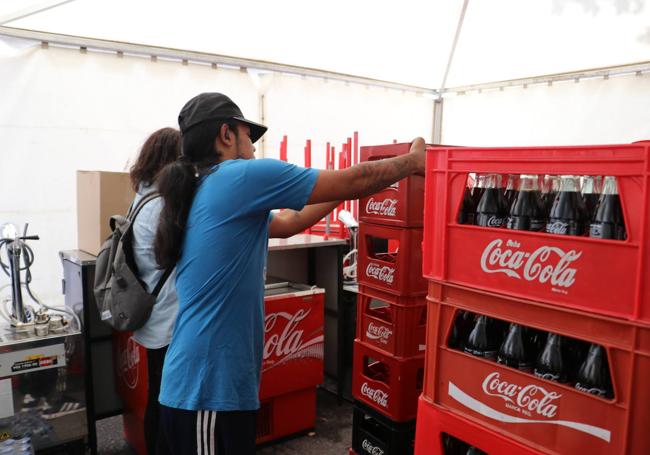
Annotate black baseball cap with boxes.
[178,92,268,143]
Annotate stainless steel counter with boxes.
[268,234,347,251]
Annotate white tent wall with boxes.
[0,43,433,303]
[441,73,650,146]
[263,74,433,168]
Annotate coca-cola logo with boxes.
[365,198,398,217]
[361,439,385,455]
[365,263,395,284]
[546,221,568,235]
[263,309,323,372]
[118,336,140,390]
[361,382,389,408]
[365,322,393,344]
[482,372,561,418]
[480,239,582,290]
[486,216,505,228]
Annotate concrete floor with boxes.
[95,388,353,455]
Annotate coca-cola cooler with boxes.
[258,281,325,443]
[114,282,325,451]
[113,331,148,455]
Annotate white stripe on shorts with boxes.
[196,410,202,454]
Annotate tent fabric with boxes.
[2,0,649,88]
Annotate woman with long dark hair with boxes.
[129,127,181,455]
[156,93,425,455]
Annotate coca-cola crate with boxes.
[256,387,316,444]
[260,283,324,399]
[358,223,426,296]
[352,339,424,422]
[356,285,427,358]
[352,401,416,455]
[422,281,650,454]
[415,396,541,455]
[423,142,650,323]
[359,143,425,228]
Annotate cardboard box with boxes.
[77,170,134,256]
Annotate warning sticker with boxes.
[0,344,66,377]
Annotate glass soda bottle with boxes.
[475,174,509,228]
[541,175,560,217]
[448,310,475,351]
[497,323,534,372]
[534,333,567,382]
[471,174,486,208]
[458,183,476,225]
[464,315,499,360]
[575,344,613,398]
[546,175,588,236]
[503,174,518,209]
[589,176,626,240]
[581,175,602,219]
[507,174,546,231]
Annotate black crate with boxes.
[352,401,415,455]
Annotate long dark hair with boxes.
[129,127,181,191]
[154,120,238,269]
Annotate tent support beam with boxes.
[442,61,650,96]
[0,0,79,26]
[0,26,438,96]
[432,99,443,145]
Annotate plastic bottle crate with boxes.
[359,142,426,228]
[256,387,316,445]
[352,339,424,422]
[415,396,543,455]
[352,401,416,455]
[356,285,427,358]
[422,281,650,455]
[422,142,650,323]
[358,223,426,296]
[260,287,324,400]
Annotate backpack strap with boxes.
[128,191,161,221]
[151,266,173,297]
[129,191,174,298]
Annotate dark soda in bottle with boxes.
[458,184,476,225]
[497,323,534,372]
[534,333,567,382]
[589,176,626,240]
[546,175,588,236]
[503,174,517,209]
[507,174,546,231]
[581,175,602,218]
[575,344,613,398]
[475,174,509,228]
[464,315,499,360]
[541,175,560,217]
[448,310,475,350]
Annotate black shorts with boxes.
[160,404,257,455]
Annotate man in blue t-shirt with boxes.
[155,92,425,455]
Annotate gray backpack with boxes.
[93,192,173,331]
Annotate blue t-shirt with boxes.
[159,159,319,411]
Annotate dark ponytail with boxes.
[154,120,237,269]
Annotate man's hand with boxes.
[409,137,426,176]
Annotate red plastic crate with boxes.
[256,387,317,444]
[260,286,324,399]
[415,396,542,455]
[356,285,427,358]
[422,282,650,455]
[422,142,650,323]
[352,340,424,422]
[358,223,426,296]
[360,143,425,228]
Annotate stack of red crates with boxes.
[416,142,650,454]
[350,143,430,455]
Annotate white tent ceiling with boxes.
[1,0,649,89]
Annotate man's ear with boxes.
[219,123,232,144]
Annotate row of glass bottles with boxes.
[448,311,613,399]
[458,174,626,240]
